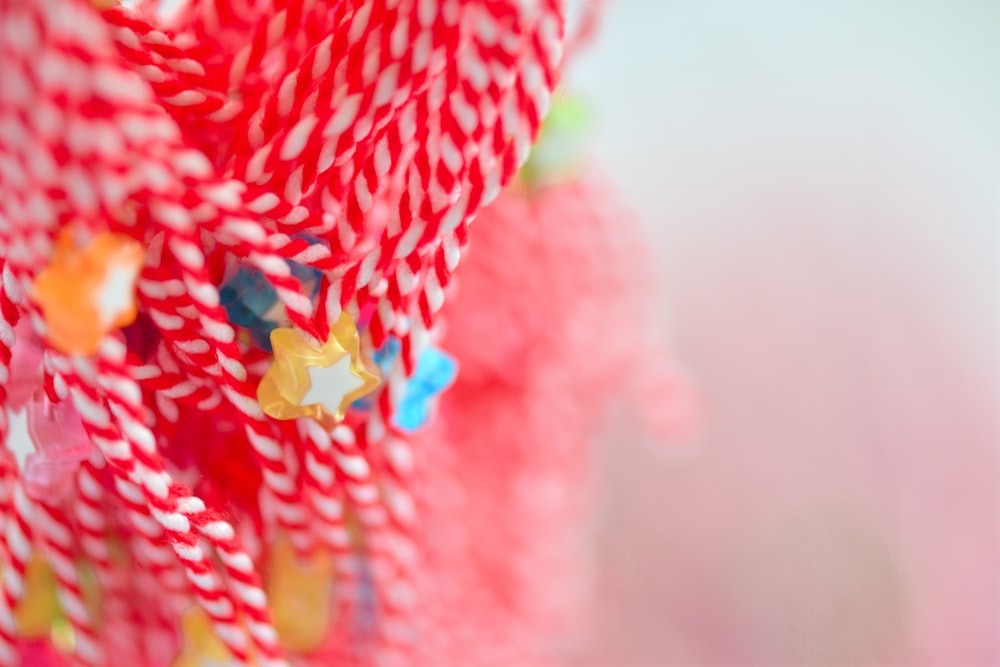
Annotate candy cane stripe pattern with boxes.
[0,0,566,664]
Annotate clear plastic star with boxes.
[257,313,380,429]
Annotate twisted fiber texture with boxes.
[72,460,147,665]
[0,0,566,665]
[0,456,23,666]
[0,266,27,665]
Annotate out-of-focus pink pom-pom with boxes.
[412,173,698,664]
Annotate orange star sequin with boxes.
[257,312,380,429]
[267,533,335,652]
[32,229,144,355]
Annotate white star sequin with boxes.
[6,409,32,470]
[301,355,365,416]
[95,262,142,327]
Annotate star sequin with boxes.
[267,533,335,652]
[12,554,60,640]
[392,346,458,433]
[32,229,144,355]
[220,235,324,352]
[171,608,234,667]
[257,313,380,429]
[0,549,100,653]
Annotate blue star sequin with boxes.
[350,339,457,431]
[391,346,458,433]
[220,239,323,351]
[372,337,402,369]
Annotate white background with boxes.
[569,1,999,664]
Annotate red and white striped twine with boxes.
[0,0,567,664]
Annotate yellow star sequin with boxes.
[0,554,101,654]
[13,553,60,639]
[33,228,144,355]
[171,608,233,667]
[257,313,380,429]
[267,534,335,652]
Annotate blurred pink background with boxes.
[567,1,1000,665]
